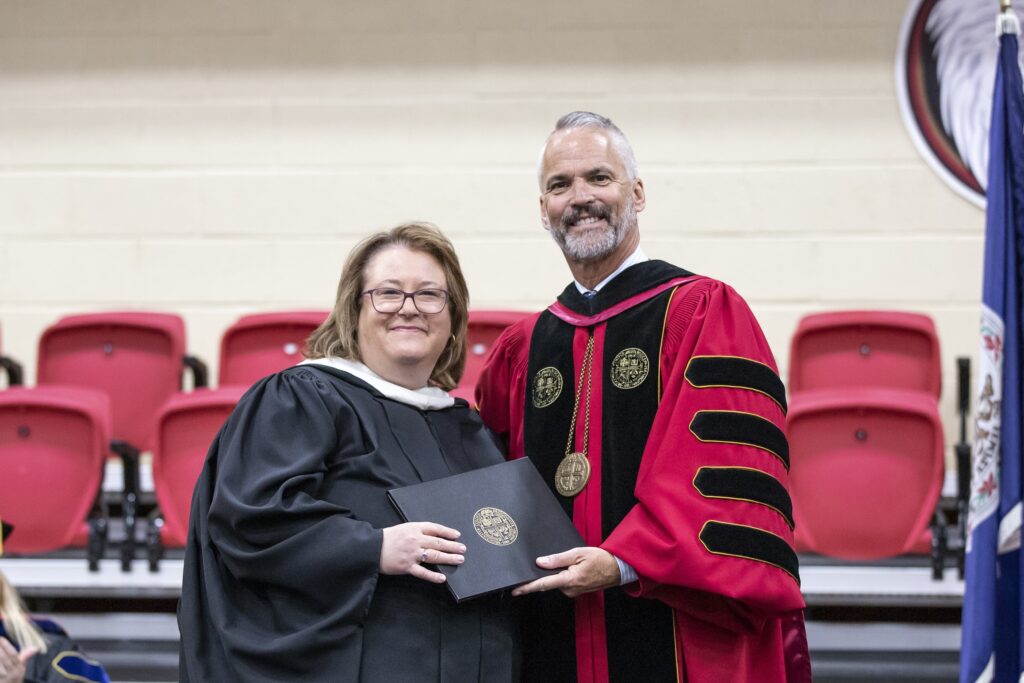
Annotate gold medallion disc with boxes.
[555,452,591,497]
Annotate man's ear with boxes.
[632,178,646,213]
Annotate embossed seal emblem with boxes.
[473,507,518,546]
[532,366,563,408]
[555,452,591,497]
[610,348,650,390]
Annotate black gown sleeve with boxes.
[179,367,383,683]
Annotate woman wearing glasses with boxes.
[179,223,518,682]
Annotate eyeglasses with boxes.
[363,288,449,314]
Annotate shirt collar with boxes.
[574,246,648,296]
[298,357,455,410]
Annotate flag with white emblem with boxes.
[960,7,1024,682]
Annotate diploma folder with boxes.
[387,458,584,603]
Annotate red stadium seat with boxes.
[36,311,207,569]
[787,388,944,560]
[0,386,111,567]
[788,311,941,397]
[37,312,190,449]
[451,310,531,402]
[218,311,327,387]
[149,387,245,563]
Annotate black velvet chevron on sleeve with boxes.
[699,520,800,583]
[693,466,794,529]
[684,356,787,413]
[689,410,790,470]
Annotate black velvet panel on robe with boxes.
[518,261,694,683]
[178,365,518,683]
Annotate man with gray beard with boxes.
[477,112,811,682]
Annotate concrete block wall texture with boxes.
[0,0,984,464]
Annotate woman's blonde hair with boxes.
[306,222,469,391]
[0,571,46,653]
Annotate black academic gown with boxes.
[178,365,518,683]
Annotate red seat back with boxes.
[452,310,531,401]
[152,388,244,546]
[788,311,941,397]
[787,388,944,560]
[37,312,186,450]
[0,387,110,553]
[218,311,328,388]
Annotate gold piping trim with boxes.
[51,651,106,683]
[672,608,681,683]
[658,286,680,403]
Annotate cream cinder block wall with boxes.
[0,0,983,461]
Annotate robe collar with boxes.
[549,260,699,327]
[299,357,455,411]
[573,246,648,295]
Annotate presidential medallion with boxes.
[610,348,650,390]
[472,507,518,546]
[555,452,591,497]
[532,366,563,408]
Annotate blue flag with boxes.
[960,13,1024,683]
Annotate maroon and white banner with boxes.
[896,0,1024,208]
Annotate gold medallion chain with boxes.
[555,334,595,497]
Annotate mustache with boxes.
[560,203,612,229]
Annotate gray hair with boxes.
[537,111,639,188]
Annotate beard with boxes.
[548,197,637,262]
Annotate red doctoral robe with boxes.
[476,260,811,682]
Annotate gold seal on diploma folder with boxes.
[388,458,583,602]
[473,507,518,546]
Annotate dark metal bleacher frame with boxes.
[929,356,971,581]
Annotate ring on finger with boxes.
[420,549,429,563]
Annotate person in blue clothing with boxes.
[0,521,111,683]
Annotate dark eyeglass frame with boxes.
[362,287,450,314]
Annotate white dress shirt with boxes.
[573,247,649,296]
